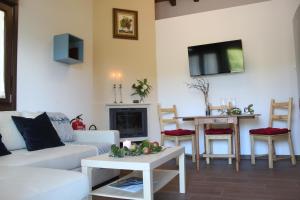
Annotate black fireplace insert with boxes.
[109,108,148,138]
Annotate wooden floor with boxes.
[93,158,300,200]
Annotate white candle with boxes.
[123,140,131,149]
[112,73,116,85]
[117,73,122,85]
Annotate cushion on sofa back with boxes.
[12,113,64,151]
[0,111,26,151]
[0,134,11,156]
[46,112,75,142]
[21,112,75,142]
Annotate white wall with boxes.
[17,0,94,123]
[294,6,300,103]
[155,0,269,19]
[156,0,300,155]
[92,0,160,141]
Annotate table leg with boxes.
[203,124,207,160]
[179,151,186,193]
[82,166,93,199]
[143,169,153,200]
[237,119,241,162]
[195,124,200,171]
[234,124,240,172]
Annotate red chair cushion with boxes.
[205,128,233,135]
[162,129,195,136]
[249,127,289,135]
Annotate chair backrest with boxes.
[208,103,232,115]
[157,104,179,132]
[269,98,293,129]
[207,104,233,129]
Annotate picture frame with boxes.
[113,8,138,40]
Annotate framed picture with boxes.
[113,8,138,40]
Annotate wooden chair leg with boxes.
[231,134,234,160]
[175,137,179,146]
[287,133,296,165]
[272,141,276,161]
[228,136,232,165]
[191,135,196,163]
[268,137,273,169]
[250,135,255,165]
[161,134,165,146]
[175,137,179,165]
[210,140,213,157]
[205,136,210,165]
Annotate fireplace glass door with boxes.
[109,108,147,138]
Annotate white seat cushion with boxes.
[0,144,97,170]
[0,166,88,200]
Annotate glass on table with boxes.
[220,98,228,115]
[229,98,237,108]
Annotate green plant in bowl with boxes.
[109,140,164,158]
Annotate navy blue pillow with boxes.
[12,112,64,151]
[0,134,11,156]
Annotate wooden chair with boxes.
[250,98,296,168]
[158,104,196,162]
[204,104,234,165]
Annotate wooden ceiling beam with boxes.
[1,0,18,5]
[169,0,176,6]
[155,0,199,6]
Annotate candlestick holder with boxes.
[119,84,123,103]
[113,84,117,103]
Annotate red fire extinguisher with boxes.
[70,114,86,130]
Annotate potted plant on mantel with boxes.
[187,78,210,115]
[131,78,152,103]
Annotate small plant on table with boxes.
[110,140,163,158]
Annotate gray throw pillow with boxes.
[46,112,75,142]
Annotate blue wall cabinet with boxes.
[54,33,83,64]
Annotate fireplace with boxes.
[109,108,148,138]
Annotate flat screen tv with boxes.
[188,40,244,76]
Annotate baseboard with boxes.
[239,155,300,161]
[185,154,300,161]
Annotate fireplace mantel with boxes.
[105,103,150,108]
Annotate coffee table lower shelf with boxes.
[91,169,178,200]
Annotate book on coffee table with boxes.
[109,177,143,193]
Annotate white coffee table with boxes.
[81,146,185,200]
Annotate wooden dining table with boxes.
[179,114,260,172]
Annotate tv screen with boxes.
[188,40,244,76]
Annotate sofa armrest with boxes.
[73,130,120,146]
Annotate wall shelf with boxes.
[53,33,83,64]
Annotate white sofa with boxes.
[0,111,120,200]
